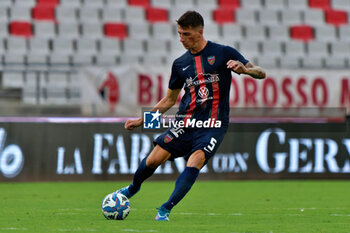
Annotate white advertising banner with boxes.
[80,66,350,116]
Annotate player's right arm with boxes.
[125,88,182,130]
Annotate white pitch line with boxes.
[331,214,350,217]
[122,229,158,232]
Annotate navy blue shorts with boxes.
[154,126,227,163]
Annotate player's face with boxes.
[177,25,203,51]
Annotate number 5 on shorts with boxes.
[204,137,217,153]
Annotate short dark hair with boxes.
[176,11,204,29]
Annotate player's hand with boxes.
[226,60,247,74]
[125,118,142,130]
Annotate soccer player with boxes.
[117,11,266,221]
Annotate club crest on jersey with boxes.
[198,86,209,99]
[164,134,173,143]
[208,56,215,65]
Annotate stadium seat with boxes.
[128,23,151,39]
[0,7,9,23]
[0,0,12,8]
[330,41,350,58]
[33,22,56,38]
[261,40,283,57]
[3,52,26,65]
[146,39,168,56]
[258,9,280,26]
[95,54,118,65]
[280,57,301,68]
[204,23,221,42]
[79,7,101,23]
[218,0,240,9]
[303,9,325,26]
[81,22,103,38]
[314,25,337,42]
[284,41,306,58]
[51,38,74,55]
[9,22,33,38]
[128,0,150,7]
[325,9,348,26]
[196,0,218,10]
[72,54,95,65]
[332,0,350,11]
[280,9,304,25]
[83,0,105,8]
[122,39,145,55]
[13,0,36,8]
[56,7,78,23]
[47,72,69,87]
[28,38,50,55]
[106,0,128,8]
[324,57,348,69]
[49,53,71,65]
[36,0,59,7]
[151,23,175,40]
[76,38,98,55]
[256,54,279,68]
[173,0,195,9]
[104,23,128,39]
[142,54,165,65]
[339,26,350,42]
[290,25,314,41]
[222,24,243,42]
[10,7,32,21]
[238,41,260,58]
[236,9,257,25]
[60,0,81,8]
[241,0,263,9]
[0,21,9,37]
[119,54,142,64]
[57,22,80,39]
[2,72,25,88]
[264,0,287,10]
[306,41,329,58]
[267,25,290,41]
[146,7,168,23]
[302,57,324,68]
[102,8,124,22]
[151,0,171,9]
[124,7,146,23]
[245,25,267,41]
[99,38,122,55]
[286,0,308,10]
[213,8,235,24]
[32,6,56,21]
[308,0,330,10]
[26,53,49,65]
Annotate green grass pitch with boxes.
[0,180,349,233]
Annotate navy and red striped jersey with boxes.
[169,41,248,127]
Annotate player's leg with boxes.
[117,145,171,198]
[155,150,204,221]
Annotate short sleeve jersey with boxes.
[169,41,248,127]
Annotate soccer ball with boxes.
[101,192,131,220]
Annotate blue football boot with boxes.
[116,185,139,199]
[155,207,171,221]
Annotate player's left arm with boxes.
[226,60,266,80]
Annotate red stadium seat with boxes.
[290,25,314,41]
[218,0,240,9]
[32,6,56,21]
[128,0,150,7]
[213,8,235,24]
[325,9,348,26]
[10,21,33,38]
[146,7,168,23]
[308,0,330,10]
[36,0,59,7]
[104,23,128,39]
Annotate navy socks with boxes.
[161,166,200,211]
[128,157,156,195]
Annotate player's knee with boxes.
[187,150,206,169]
